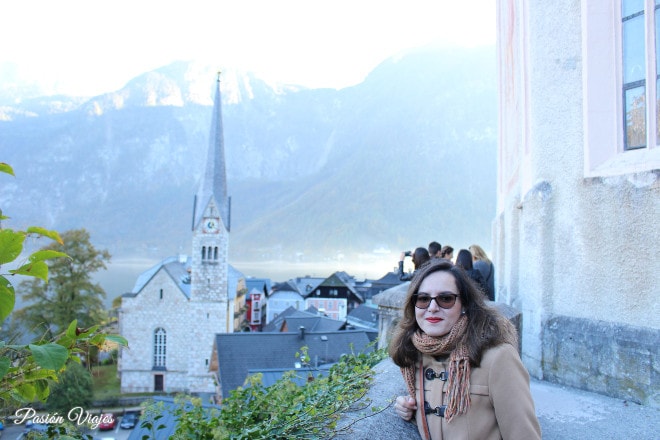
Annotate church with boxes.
[118,73,232,395]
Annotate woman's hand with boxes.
[394,395,417,421]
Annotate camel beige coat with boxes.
[412,343,541,440]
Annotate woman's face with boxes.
[414,270,463,337]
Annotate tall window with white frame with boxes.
[621,0,660,150]
[153,327,166,368]
[655,1,660,144]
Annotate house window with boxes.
[583,0,660,176]
[622,0,648,149]
[153,328,166,368]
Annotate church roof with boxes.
[128,255,192,298]
[127,255,240,301]
[192,73,230,232]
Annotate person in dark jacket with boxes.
[469,244,495,301]
[428,241,442,258]
[398,247,431,281]
[455,249,489,299]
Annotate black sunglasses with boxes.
[413,293,459,309]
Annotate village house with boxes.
[304,271,364,320]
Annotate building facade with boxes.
[304,272,363,321]
[119,74,232,395]
[495,0,659,406]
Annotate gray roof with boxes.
[127,396,220,440]
[247,365,332,388]
[213,330,375,399]
[289,276,325,295]
[261,307,345,333]
[362,271,403,300]
[283,312,345,333]
[261,305,298,332]
[246,277,271,296]
[346,304,380,330]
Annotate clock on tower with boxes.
[202,217,219,233]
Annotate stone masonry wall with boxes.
[542,315,660,407]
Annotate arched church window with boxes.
[214,247,218,260]
[153,328,166,368]
[202,246,206,261]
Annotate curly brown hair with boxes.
[389,259,517,368]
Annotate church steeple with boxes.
[192,71,230,232]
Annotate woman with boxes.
[439,245,454,261]
[455,249,489,299]
[469,244,495,301]
[390,259,541,439]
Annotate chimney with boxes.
[299,326,305,340]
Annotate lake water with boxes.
[94,254,401,307]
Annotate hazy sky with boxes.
[1,0,495,96]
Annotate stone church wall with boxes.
[120,268,224,394]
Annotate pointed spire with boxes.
[193,73,230,231]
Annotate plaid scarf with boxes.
[401,315,470,422]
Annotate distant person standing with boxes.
[440,245,454,261]
[470,244,495,301]
[398,247,431,281]
[428,241,442,258]
[455,249,489,299]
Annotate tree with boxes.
[15,229,111,338]
[46,360,93,413]
[0,161,127,414]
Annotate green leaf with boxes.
[66,320,79,338]
[33,378,51,401]
[76,324,99,338]
[0,228,25,265]
[0,356,10,379]
[104,334,129,347]
[14,382,36,401]
[0,275,16,321]
[29,249,69,263]
[0,162,15,176]
[25,226,64,244]
[10,260,49,282]
[28,343,69,370]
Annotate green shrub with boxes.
[158,345,388,440]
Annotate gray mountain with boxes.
[0,45,497,267]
